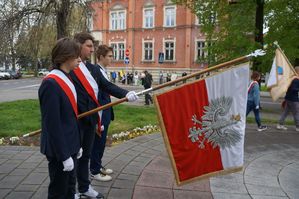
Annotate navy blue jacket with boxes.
[285,78,299,102]
[70,62,128,128]
[39,78,81,161]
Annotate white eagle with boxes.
[188,96,242,149]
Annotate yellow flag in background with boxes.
[267,48,296,101]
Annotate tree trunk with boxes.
[255,0,264,48]
[56,0,70,39]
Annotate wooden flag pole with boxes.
[23,50,264,138]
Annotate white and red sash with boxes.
[247,81,258,93]
[45,69,78,117]
[73,62,102,134]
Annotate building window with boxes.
[143,8,154,28]
[196,41,206,61]
[143,42,153,61]
[110,10,126,30]
[164,40,175,61]
[164,6,176,27]
[111,42,125,60]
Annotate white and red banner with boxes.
[267,48,296,101]
[155,63,249,185]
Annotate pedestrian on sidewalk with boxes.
[277,66,299,131]
[246,71,267,132]
[141,70,153,105]
[39,38,82,199]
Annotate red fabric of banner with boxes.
[156,80,223,181]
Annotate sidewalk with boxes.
[0,124,298,199]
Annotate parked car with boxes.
[6,70,22,79]
[0,71,11,80]
[38,69,50,76]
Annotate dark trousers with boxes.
[145,93,153,105]
[246,101,261,127]
[90,124,109,175]
[47,154,77,199]
[77,126,95,193]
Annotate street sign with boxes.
[125,49,130,57]
[124,57,130,64]
[158,52,164,64]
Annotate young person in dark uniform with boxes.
[89,45,115,181]
[39,38,82,199]
[70,32,138,198]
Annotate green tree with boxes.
[172,0,299,73]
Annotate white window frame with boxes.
[142,38,155,61]
[163,38,176,61]
[143,7,155,29]
[109,10,126,30]
[163,5,176,27]
[110,41,126,61]
[195,39,207,62]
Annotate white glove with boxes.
[126,91,139,102]
[77,148,83,159]
[255,106,259,110]
[101,125,104,132]
[62,157,74,171]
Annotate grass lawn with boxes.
[0,100,158,137]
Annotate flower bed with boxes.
[0,124,160,146]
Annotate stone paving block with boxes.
[112,179,136,189]
[0,174,6,181]
[41,176,49,187]
[173,190,213,199]
[0,175,25,189]
[143,148,163,155]
[131,145,148,152]
[0,188,10,198]
[24,156,43,163]
[22,172,48,185]
[278,162,299,199]
[105,159,128,172]
[0,163,19,174]
[10,168,32,176]
[250,195,289,199]
[115,154,135,163]
[4,191,33,199]
[17,162,39,169]
[244,175,280,187]
[122,165,144,175]
[244,166,280,178]
[107,188,133,199]
[1,150,18,155]
[136,169,174,188]
[210,179,248,194]
[173,178,210,192]
[33,167,48,173]
[145,155,172,173]
[31,186,48,199]
[13,154,32,160]
[140,140,161,148]
[117,173,139,181]
[133,156,153,164]
[245,184,286,197]
[133,186,172,199]
[15,184,39,192]
[212,193,252,199]
[0,158,8,165]
[91,178,114,188]
[130,136,152,144]
[127,160,149,168]
[37,160,48,168]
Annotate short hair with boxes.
[51,38,80,69]
[251,71,260,80]
[96,45,113,60]
[74,32,95,45]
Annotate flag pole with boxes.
[22,50,265,138]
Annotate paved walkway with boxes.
[0,124,298,199]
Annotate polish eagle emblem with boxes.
[188,96,242,149]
